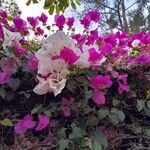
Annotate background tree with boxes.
[26,0,81,14]
[0,0,21,16]
[25,0,149,33]
[81,0,150,33]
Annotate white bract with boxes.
[131,39,140,48]
[34,31,75,96]
[2,27,21,50]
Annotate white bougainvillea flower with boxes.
[2,27,21,50]
[51,59,68,74]
[33,69,68,96]
[35,49,53,76]
[35,31,76,76]
[131,39,140,48]
[41,31,76,55]
[75,45,91,69]
[48,77,67,96]
[75,44,106,69]
[33,76,50,95]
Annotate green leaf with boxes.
[59,1,65,12]
[44,110,52,117]
[26,0,32,5]
[90,130,108,149]
[0,118,13,126]
[32,0,39,4]
[75,0,81,5]
[144,128,150,136]
[137,100,145,111]
[112,99,120,107]
[92,141,102,150]
[31,105,42,114]
[71,1,76,9]
[56,5,60,13]
[130,124,142,134]
[69,127,86,139]
[87,116,98,127]
[57,128,67,139]
[0,87,6,99]
[66,79,78,93]
[146,101,150,110]
[80,137,92,148]
[43,0,52,9]
[98,108,109,120]
[116,110,125,122]
[9,78,20,91]
[144,107,150,117]
[109,114,119,125]
[49,5,55,15]
[59,139,69,150]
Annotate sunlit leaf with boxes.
[0,118,13,127]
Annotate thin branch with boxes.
[94,0,117,11]
[125,1,137,11]
[117,0,123,30]
[24,144,57,150]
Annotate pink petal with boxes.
[60,48,79,66]
[118,83,130,94]
[36,114,49,131]
[22,115,35,129]
[14,121,27,134]
[92,90,106,105]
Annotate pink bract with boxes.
[55,14,66,30]
[60,47,79,66]
[14,115,35,134]
[89,75,112,90]
[0,69,12,84]
[66,17,74,28]
[88,48,103,62]
[28,54,38,71]
[92,90,106,105]
[36,114,50,131]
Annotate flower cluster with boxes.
[0,10,150,140]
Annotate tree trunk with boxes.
[121,0,129,32]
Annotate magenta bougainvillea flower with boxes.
[36,114,50,131]
[14,115,35,134]
[101,43,113,54]
[136,54,150,65]
[0,69,12,84]
[38,13,48,25]
[89,75,112,105]
[13,16,28,34]
[89,75,112,90]
[35,27,44,36]
[12,41,27,56]
[92,90,106,105]
[87,30,99,45]
[66,17,74,28]
[27,17,39,28]
[118,83,130,94]
[88,48,102,62]
[80,16,91,28]
[72,34,87,46]
[0,10,7,18]
[117,74,130,94]
[0,24,4,40]
[27,54,38,71]
[80,10,101,28]
[87,10,101,22]
[55,14,66,30]
[60,48,79,66]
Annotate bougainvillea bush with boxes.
[0,10,150,149]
